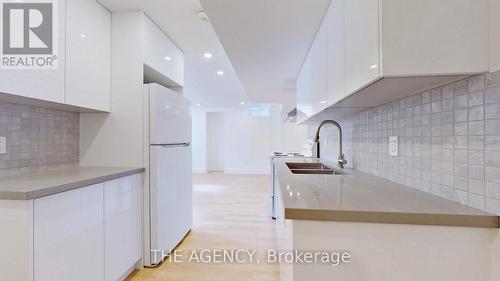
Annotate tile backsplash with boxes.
[309,70,500,214]
[0,102,79,176]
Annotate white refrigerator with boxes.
[143,83,193,267]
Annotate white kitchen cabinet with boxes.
[0,200,32,281]
[33,184,105,281]
[0,0,66,103]
[0,171,143,281]
[296,60,306,123]
[143,16,184,87]
[297,0,489,123]
[296,50,312,123]
[296,21,327,121]
[309,22,328,114]
[104,174,142,281]
[326,0,345,105]
[491,0,500,72]
[65,0,111,111]
[0,0,112,112]
[344,0,380,94]
[381,0,488,75]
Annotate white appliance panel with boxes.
[148,83,191,145]
[149,145,192,262]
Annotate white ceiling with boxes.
[199,0,331,109]
[97,0,246,108]
[97,0,331,111]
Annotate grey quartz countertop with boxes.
[0,167,145,200]
[274,157,499,228]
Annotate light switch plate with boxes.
[389,136,398,157]
[0,137,6,154]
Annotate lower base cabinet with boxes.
[34,184,105,281]
[104,175,142,281]
[32,174,142,281]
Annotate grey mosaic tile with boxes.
[311,71,500,214]
[0,102,79,176]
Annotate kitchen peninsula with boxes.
[273,157,500,281]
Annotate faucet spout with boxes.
[313,120,347,168]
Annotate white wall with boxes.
[80,12,145,167]
[206,112,225,171]
[192,109,207,173]
[279,121,309,153]
[223,108,275,174]
[192,105,308,174]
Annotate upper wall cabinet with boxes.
[344,0,379,95]
[380,0,488,76]
[0,0,111,112]
[0,0,67,104]
[491,0,500,72]
[297,0,490,122]
[326,0,345,106]
[143,16,184,87]
[297,22,328,123]
[65,0,111,111]
[296,52,311,123]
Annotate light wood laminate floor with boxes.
[126,173,280,281]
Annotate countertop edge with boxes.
[3,168,145,201]
[285,208,500,228]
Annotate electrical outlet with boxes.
[0,137,6,154]
[389,136,398,157]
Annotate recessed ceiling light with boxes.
[370,64,378,69]
[196,103,201,107]
[80,33,86,38]
[204,52,213,59]
[320,100,326,104]
[240,102,245,105]
[217,70,224,76]
[164,56,172,61]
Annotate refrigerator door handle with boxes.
[152,142,191,148]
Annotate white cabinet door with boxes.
[491,0,500,72]
[65,0,111,111]
[309,21,328,115]
[296,62,306,123]
[104,174,141,281]
[296,50,312,122]
[345,0,380,94]
[0,0,66,103]
[34,184,104,281]
[297,13,328,121]
[143,16,184,87]
[326,0,346,105]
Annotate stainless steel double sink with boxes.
[286,162,346,175]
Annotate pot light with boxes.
[203,52,213,59]
[320,100,326,104]
[80,33,86,38]
[240,102,245,105]
[217,70,224,76]
[370,64,378,69]
[196,103,201,107]
[164,56,172,61]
